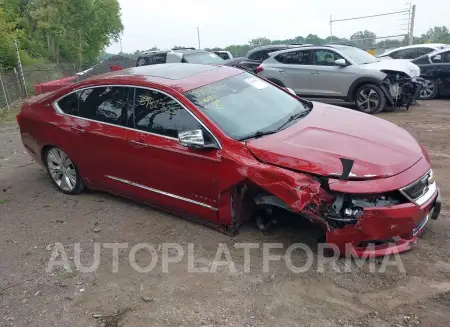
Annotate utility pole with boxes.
[408,4,416,45]
[119,38,123,53]
[79,29,82,70]
[14,39,28,98]
[329,15,333,43]
[197,27,201,49]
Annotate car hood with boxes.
[361,59,420,77]
[246,103,423,180]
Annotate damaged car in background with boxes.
[256,44,424,114]
[17,64,441,257]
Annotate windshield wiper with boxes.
[275,109,311,132]
[238,129,278,141]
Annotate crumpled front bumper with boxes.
[326,188,441,257]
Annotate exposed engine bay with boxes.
[381,70,425,110]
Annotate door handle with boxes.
[278,69,286,73]
[70,126,85,134]
[311,71,320,75]
[129,140,148,148]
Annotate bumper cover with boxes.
[326,189,441,257]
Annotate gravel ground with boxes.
[0,101,449,327]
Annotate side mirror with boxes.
[178,129,205,148]
[285,87,296,95]
[334,59,347,66]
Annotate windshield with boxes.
[336,46,378,64]
[185,73,310,140]
[183,52,224,64]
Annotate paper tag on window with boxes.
[244,77,269,89]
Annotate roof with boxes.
[81,63,243,92]
[380,43,448,56]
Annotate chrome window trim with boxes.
[52,84,222,149]
[105,175,218,211]
[400,169,437,206]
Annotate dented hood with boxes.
[360,59,420,77]
[246,103,423,179]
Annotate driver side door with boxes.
[115,87,221,222]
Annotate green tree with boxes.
[350,30,377,48]
[421,26,450,43]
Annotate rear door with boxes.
[75,86,132,191]
[309,49,357,97]
[264,49,312,94]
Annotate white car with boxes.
[377,44,449,61]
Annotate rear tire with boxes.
[354,84,386,114]
[44,147,84,195]
[419,79,438,100]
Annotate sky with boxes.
[106,0,449,53]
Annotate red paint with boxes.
[18,64,440,257]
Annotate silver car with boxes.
[257,44,421,114]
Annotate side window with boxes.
[415,47,434,57]
[390,49,415,59]
[78,87,129,126]
[132,88,212,141]
[249,50,270,62]
[148,54,167,64]
[443,51,450,63]
[275,50,310,65]
[313,50,344,66]
[57,92,79,115]
[136,56,149,66]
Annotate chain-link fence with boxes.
[0,63,78,112]
[0,68,24,112]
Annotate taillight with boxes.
[255,66,263,73]
[16,113,22,126]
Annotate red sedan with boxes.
[17,63,441,257]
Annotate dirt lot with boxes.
[0,101,449,327]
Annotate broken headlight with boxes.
[327,192,406,227]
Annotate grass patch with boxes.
[0,199,9,205]
[0,105,20,123]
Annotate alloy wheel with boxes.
[356,87,380,112]
[419,80,435,99]
[46,148,78,192]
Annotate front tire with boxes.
[44,147,84,195]
[354,84,386,114]
[419,79,438,100]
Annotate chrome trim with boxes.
[400,169,437,206]
[105,175,218,211]
[413,214,429,236]
[52,84,222,149]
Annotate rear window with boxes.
[183,52,224,64]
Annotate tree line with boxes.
[218,26,450,57]
[115,26,449,59]
[0,0,123,70]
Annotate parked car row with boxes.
[17,63,441,257]
[135,44,423,114]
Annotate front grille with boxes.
[401,170,433,202]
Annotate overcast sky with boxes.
[106,0,449,53]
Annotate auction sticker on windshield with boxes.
[245,77,269,90]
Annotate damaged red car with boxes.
[17,63,441,257]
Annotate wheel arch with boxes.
[347,77,383,101]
